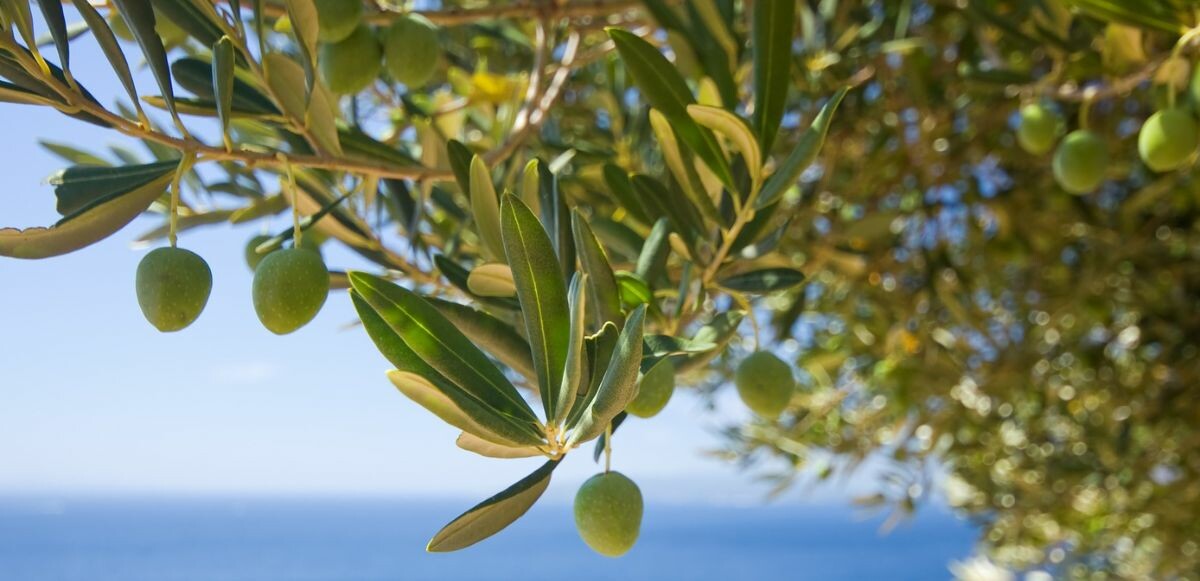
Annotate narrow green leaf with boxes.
[520,159,541,217]
[110,0,182,128]
[751,0,796,152]
[602,163,653,224]
[757,87,848,210]
[648,109,721,224]
[427,459,559,552]
[687,104,762,186]
[455,432,543,459]
[566,322,618,429]
[470,156,505,261]
[606,27,734,189]
[554,272,587,425]
[566,306,645,446]
[632,175,703,245]
[40,141,109,167]
[446,140,473,193]
[150,0,225,46]
[635,218,672,285]
[283,0,319,90]
[212,36,235,149]
[0,161,177,259]
[467,262,517,297]
[500,194,570,421]
[34,0,70,71]
[69,0,144,121]
[349,272,541,430]
[50,160,180,217]
[428,297,535,381]
[386,370,529,447]
[571,210,623,328]
[676,310,745,373]
[352,292,541,446]
[718,267,806,293]
[173,57,277,114]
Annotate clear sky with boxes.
[0,15,882,507]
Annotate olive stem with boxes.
[1077,88,1096,131]
[167,154,196,248]
[1166,27,1200,109]
[604,423,613,474]
[280,154,302,248]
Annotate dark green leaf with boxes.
[757,87,848,210]
[349,272,542,431]
[606,27,734,189]
[751,0,795,152]
[566,306,645,446]
[34,0,70,71]
[635,218,672,286]
[151,0,225,46]
[718,267,806,293]
[426,459,559,552]
[69,0,143,121]
[212,36,235,148]
[500,194,570,420]
[51,160,180,217]
[110,0,181,127]
[428,297,536,381]
[1,161,177,259]
[571,210,623,328]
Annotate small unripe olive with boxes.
[626,359,675,418]
[1138,108,1198,172]
[245,234,321,271]
[136,247,212,333]
[252,247,329,335]
[1016,103,1060,155]
[313,0,362,43]
[383,14,441,88]
[319,25,381,94]
[1052,130,1108,194]
[574,471,643,557]
[735,351,795,419]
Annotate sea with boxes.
[0,497,977,580]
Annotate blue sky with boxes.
[0,15,886,507]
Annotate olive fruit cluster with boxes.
[735,351,797,419]
[1017,95,1200,195]
[134,238,329,335]
[314,0,441,94]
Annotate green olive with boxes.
[626,359,675,418]
[1138,108,1198,172]
[1052,130,1109,194]
[252,247,329,335]
[136,247,212,333]
[245,234,321,271]
[735,351,795,419]
[573,471,643,557]
[1016,103,1060,155]
[383,14,441,88]
[313,0,362,43]
[319,25,381,94]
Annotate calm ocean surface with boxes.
[0,497,976,580]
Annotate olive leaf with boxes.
[470,156,505,261]
[757,87,848,210]
[519,159,541,217]
[427,297,535,381]
[751,0,796,152]
[350,288,544,446]
[718,268,806,294]
[212,36,235,150]
[70,0,143,120]
[455,432,543,459]
[635,218,672,286]
[109,0,181,128]
[648,109,720,224]
[433,254,520,311]
[1,161,177,259]
[33,0,70,71]
[348,272,543,436]
[565,321,618,429]
[571,210,623,328]
[687,104,763,188]
[553,272,587,425]
[282,0,319,90]
[500,193,571,423]
[467,262,517,297]
[607,27,734,189]
[602,163,653,224]
[151,0,225,46]
[566,305,646,446]
[426,459,559,552]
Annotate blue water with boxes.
[0,497,975,580]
